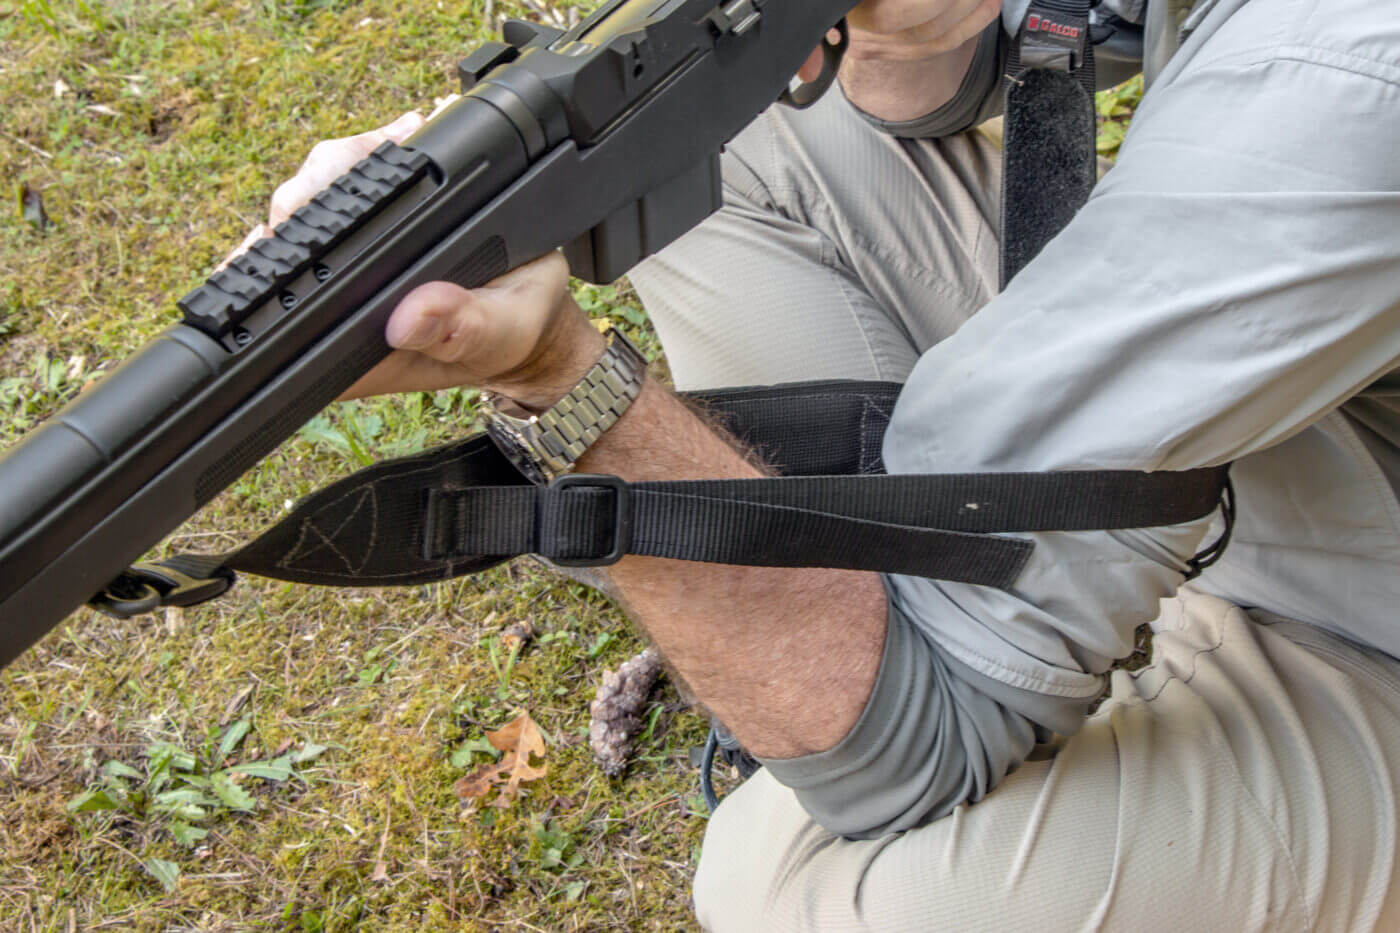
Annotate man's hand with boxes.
[224,111,605,411]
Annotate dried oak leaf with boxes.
[452,711,548,808]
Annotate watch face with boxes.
[487,419,550,485]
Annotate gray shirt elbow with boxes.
[760,587,1093,839]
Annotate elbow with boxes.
[759,599,1045,839]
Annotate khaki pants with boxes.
[631,91,1400,932]
[693,589,1400,931]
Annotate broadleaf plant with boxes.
[66,726,328,848]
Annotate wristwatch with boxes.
[483,326,648,485]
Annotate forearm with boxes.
[464,286,885,760]
[575,377,888,759]
[568,381,1084,836]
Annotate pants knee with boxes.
[693,801,760,930]
[692,773,793,932]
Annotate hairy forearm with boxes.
[575,378,887,759]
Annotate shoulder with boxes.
[1165,0,1400,87]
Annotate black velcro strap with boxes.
[1001,0,1099,287]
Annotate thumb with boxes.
[386,281,483,354]
[384,280,544,383]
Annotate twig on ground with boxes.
[1,130,53,159]
[370,809,392,882]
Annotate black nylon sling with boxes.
[92,381,1231,617]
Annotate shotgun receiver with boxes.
[0,0,855,668]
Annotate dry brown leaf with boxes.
[451,711,548,807]
[452,765,498,800]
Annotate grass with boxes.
[1,1,713,928]
[0,0,1147,926]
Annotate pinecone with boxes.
[589,648,662,776]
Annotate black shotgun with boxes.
[0,0,855,668]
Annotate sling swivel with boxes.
[90,560,235,619]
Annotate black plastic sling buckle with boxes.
[418,472,635,569]
[542,474,633,567]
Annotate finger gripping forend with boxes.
[178,142,432,341]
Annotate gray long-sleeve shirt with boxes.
[758,0,1400,837]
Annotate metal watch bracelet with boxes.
[483,327,648,484]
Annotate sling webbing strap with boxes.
[91,381,1231,616]
[420,468,1226,582]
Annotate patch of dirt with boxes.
[146,88,201,142]
[0,332,45,374]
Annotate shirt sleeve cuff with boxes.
[758,578,1094,839]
